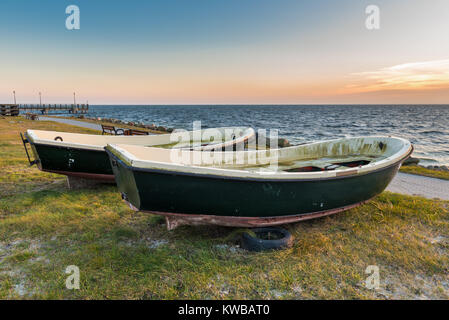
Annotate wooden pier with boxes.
[0,104,19,116]
[0,103,89,116]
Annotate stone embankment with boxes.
[402,157,448,171]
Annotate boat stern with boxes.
[105,145,142,210]
[20,131,41,168]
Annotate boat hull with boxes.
[107,149,405,227]
[30,142,115,182]
[25,126,255,182]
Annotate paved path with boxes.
[39,116,102,131]
[387,172,449,200]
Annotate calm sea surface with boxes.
[85,105,449,166]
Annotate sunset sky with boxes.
[1,0,449,104]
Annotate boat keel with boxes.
[42,169,116,184]
[125,198,373,230]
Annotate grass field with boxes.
[400,165,449,181]
[0,117,448,299]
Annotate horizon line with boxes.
[83,103,449,106]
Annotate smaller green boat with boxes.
[21,127,255,182]
[105,136,413,229]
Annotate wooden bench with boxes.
[25,113,39,120]
[124,129,149,136]
[101,124,124,135]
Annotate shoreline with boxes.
[23,114,449,198]
[38,116,103,131]
[28,111,449,168]
[35,114,171,135]
[37,114,449,184]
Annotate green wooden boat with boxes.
[21,127,255,182]
[105,136,413,229]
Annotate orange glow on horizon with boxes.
[2,59,449,105]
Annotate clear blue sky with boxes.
[1,0,448,104]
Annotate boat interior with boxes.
[107,136,412,174]
[27,128,254,150]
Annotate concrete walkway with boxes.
[39,116,102,131]
[387,172,449,200]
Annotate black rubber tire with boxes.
[241,227,293,252]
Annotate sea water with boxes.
[81,104,449,166]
